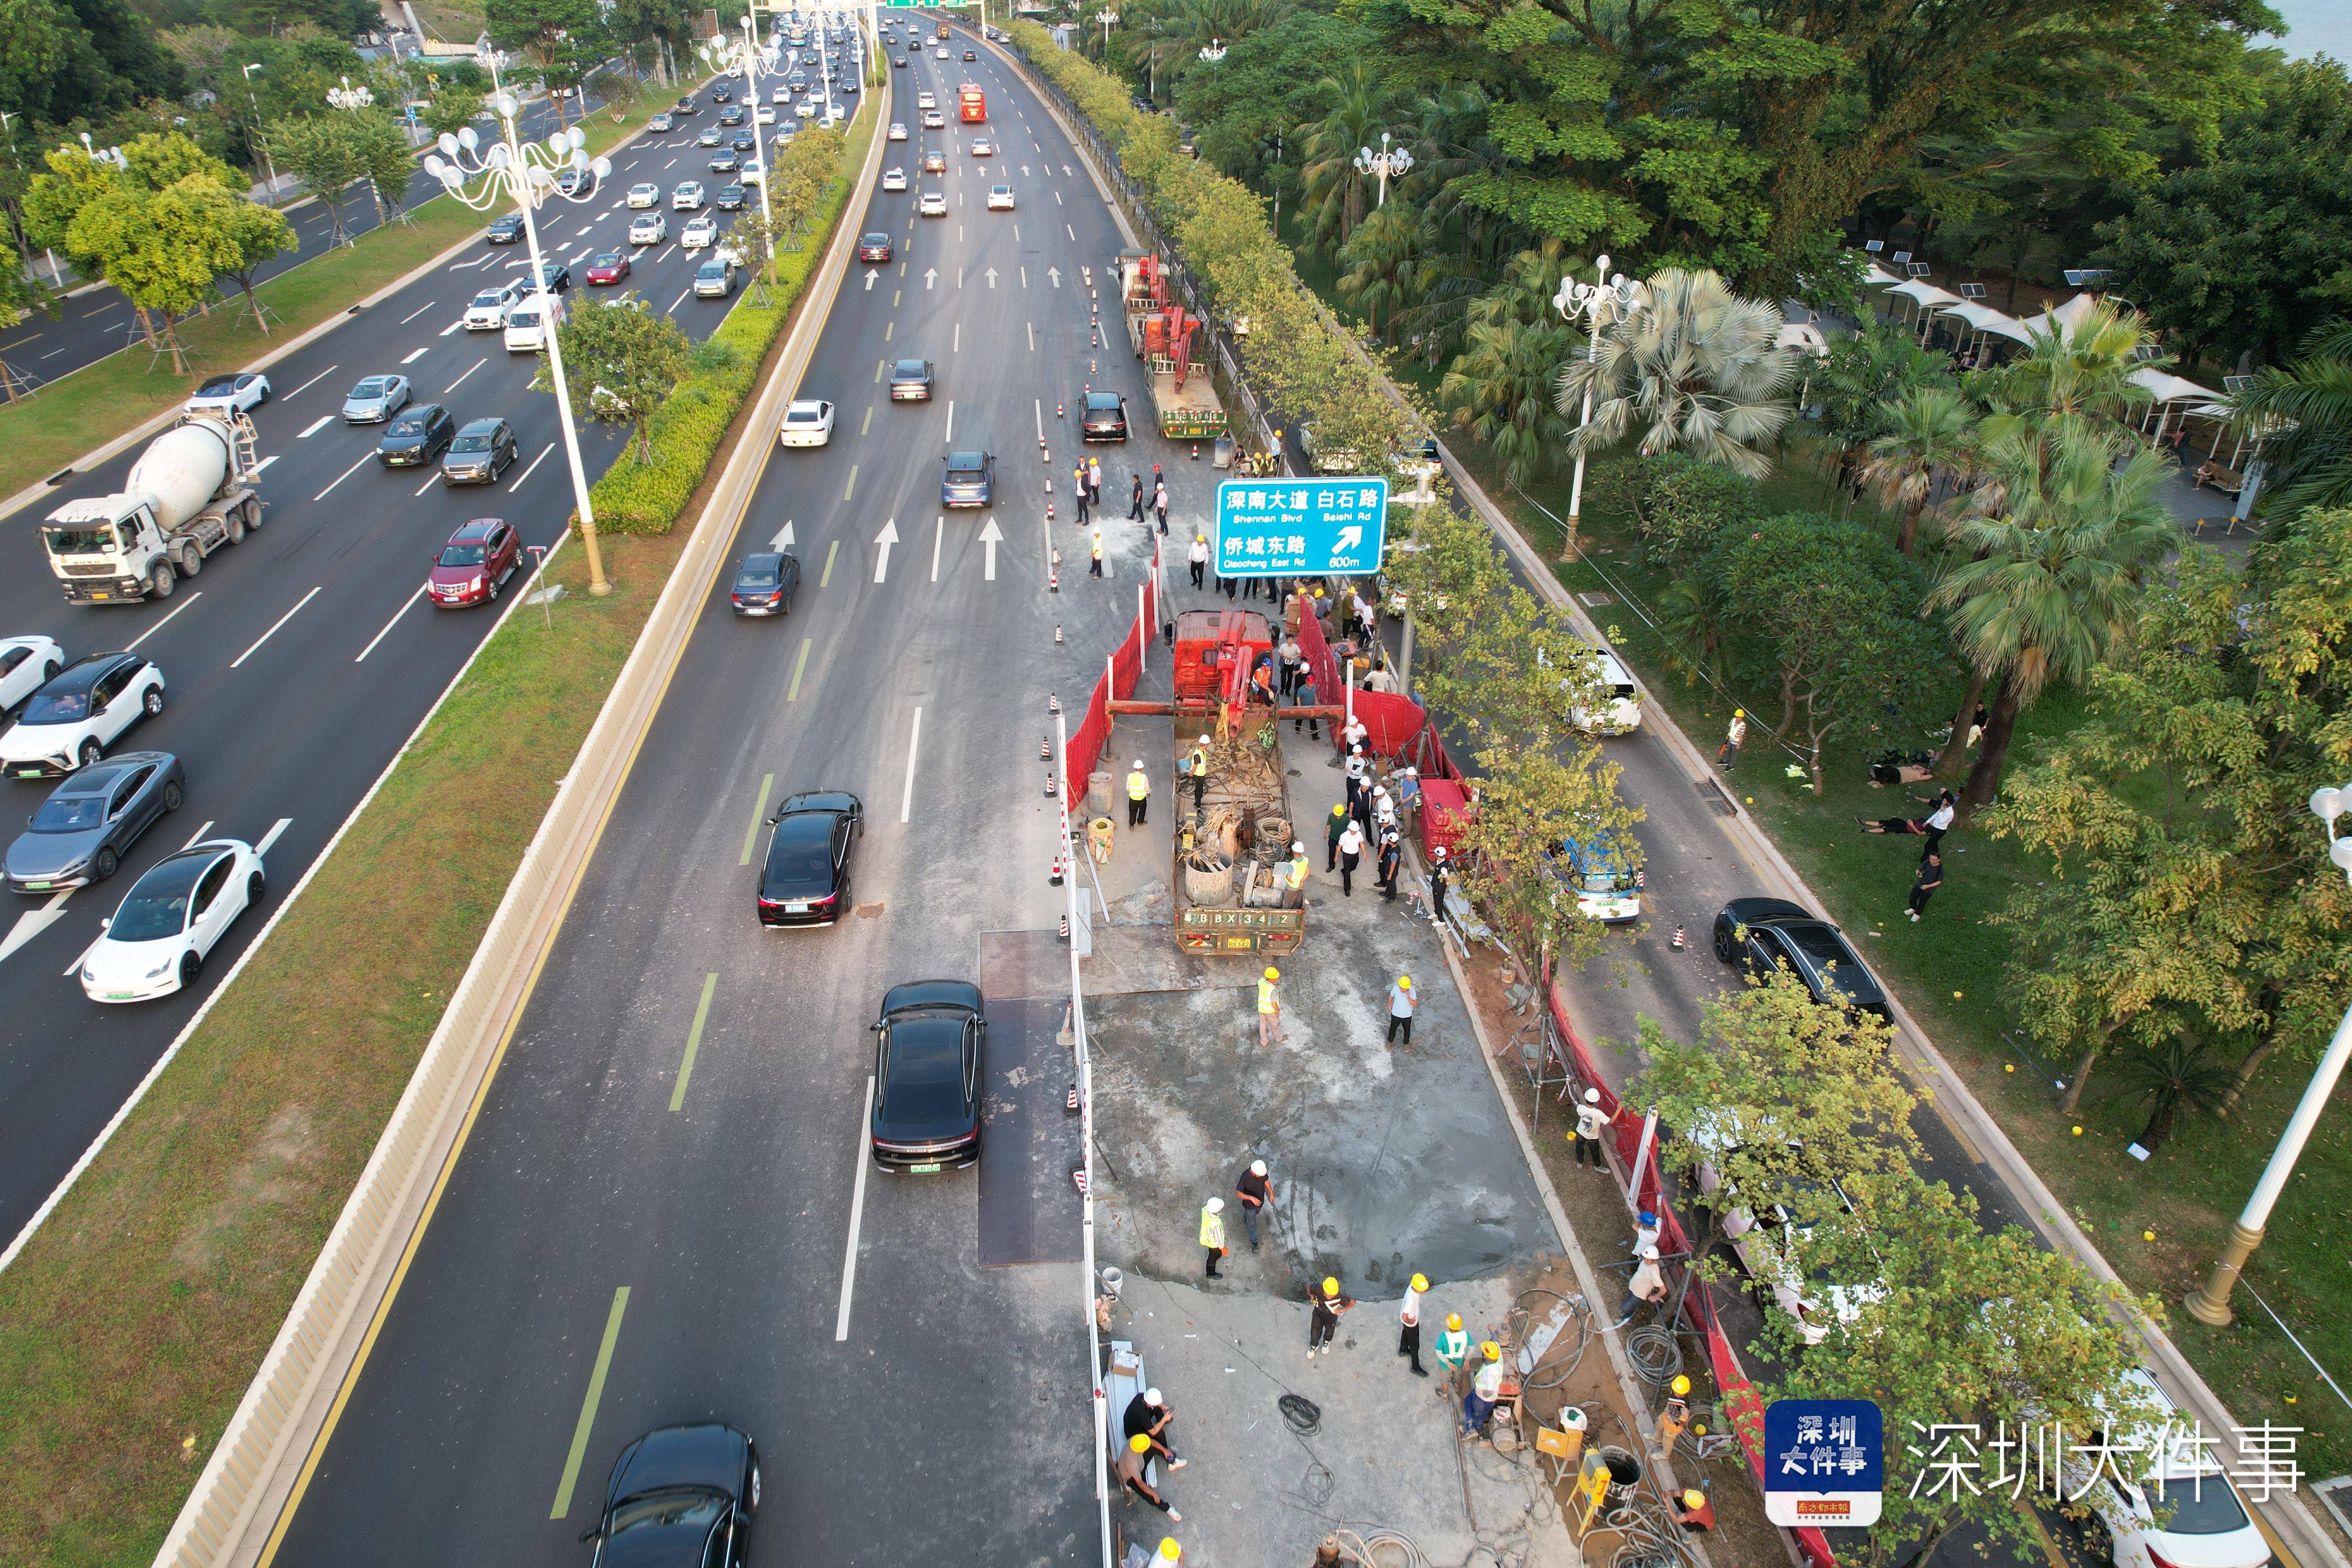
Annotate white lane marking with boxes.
[668,287,692,313]
[415,473,439,496]
[444,357,487,394]
[1026,320,1032,350]
[297,416,334,438]
[399,346,429,365]
[508,443,556,492]
[979,517,1003,580]
[39,346,65,358]
[899,705,922,822]
[398,300,439,325]
[125,591,201,652]
[945,401,954,442]
[230,586,322,668]
[252,455,279,475]
[1055,190,1062,205]
[179,820,214,850]
[952,321,959,353]
[446,256,487,271]
[440,319,464,336]
[255,818,292,857]
[1066,224,1075,241]
[833,1074,876,1342]
[575,224,594,237]
[1033,398,1043,442]
[770,520,795,551]
[0,891,73,967]
[284,364,340,399]
[931,514,943,582]
[63,929,105,977]
[314,454,373,501]
[656,244,676,264]
[355,583,427,662]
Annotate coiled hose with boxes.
[1623,1322,1683,1390]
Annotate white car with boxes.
[756,105,775,124]
[627,181,661,208]
[934,46,948,58]
[464,277,530,330]
[673,181,705,210]
[922,110,945,130]
[779,399,836,447]
[628,211,668,246]
[970,138,992,156]
[647,113,674,132]
[681,214,720,249]
[80,838,264,1003]
[882,167,907,191]
[986,184,1014,210]
[917,190,947,217]
[773,86,792,104]
[916,92,936,110]
[1565,646,1643,734]
[0,635,65,712]
[2054,1367,2271,1568]
[1,652,164,778]
[184,372,270,414]
[502,292,564,353]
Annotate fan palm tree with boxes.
[1971,299,2162,493]
[1294,63,1399,256]
[1440,314,1576,488]
[2111,1034,2236,1150]
[1928,424,2177,818]
[1552,267,1801,480]
[2218,318,2352,521]
[1810,324,1953,491]
[1862,388,1981,557]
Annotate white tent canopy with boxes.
[1937,300,2034,345]
[2015,292,2106,340]
[1860,260,1906,289]
[1776,320,1829,356]
[2130,366,2224,412]
[1888,279,1964,311]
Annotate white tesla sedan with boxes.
[81,838,265,1002]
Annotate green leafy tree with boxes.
[1436,313,1573,489]
[1862,388,1981,558]
[268,114,367,245]
[64,175,244,373]
[1292,61,1401,257]
[486,0,607,127]
[186,174,295,334]
[348,111,417,227]
[1334,201,1434,345]
[2217,319,2352,523]
[1810,325,1954,494]
[1451,727,1645,979]
[421,87,486,139]
[545,293,691,464]
[1625,451,1760,575]
[24,133,240,344]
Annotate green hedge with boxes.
[583,132,867,535]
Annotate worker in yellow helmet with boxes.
[1398,1271,1430,1377]
[1307,1275,1354,1360]
[1462,1340,1506,1438]
[1256,965,1282,1047]
[1114,1430,1181,1521]
[1434,1311,1470,1394]
[1718,708,1747,769]
[1386,974,1416,1046]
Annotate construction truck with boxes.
[1170,608,1304,956]
[40,410,264,603]
[1115,250,1225,441]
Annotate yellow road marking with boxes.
[549,1286,631,1517]
[739,773,773,865]
[789,637,812,700]
[669,973,718,1112]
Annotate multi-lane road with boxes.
[0,77,821,1250]
[266,29,1164,1563]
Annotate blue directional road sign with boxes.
[1214,476,1388,577]
[1764,1399,1883,1528]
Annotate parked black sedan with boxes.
[757,790,861,925]
[4,750,183,892]
[870,980,986,1171]
[582,1424,760,1568]
[1712,897,1890,1020]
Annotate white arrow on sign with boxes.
[1335,525,1364,554]
[0,889,70,966]
[770,520,796,551]
[1047,266,1061,288]
[924,267,938,290]
[983,266,998,288]
[873,517,900,582]
[978,517,1004,580]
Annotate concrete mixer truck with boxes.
[40,410,264,603]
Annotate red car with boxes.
[584,250,631,285]
[428,518,522,609]
[857,232,892,263]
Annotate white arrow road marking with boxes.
[1047,266,1061,287]
[924,267,937,289]
[1022,165,1030,176]
[770,520,796,551]
[979,517,1004,581]
[1063,164,1072,176]
[873,517,899,582]
[255,817,293,858]
[931,515,943,582]
[297,416,333,439]
[983,266,998,288]
[865,270,876,290]
[1,891,72,967]
[1335,524,1363,552]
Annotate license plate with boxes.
[784,901,809,914]
[907,1162,942,1173]
[90,592,110,600]
[24,882,49,891]
[105,991,133,1000]
[16,768,44,778]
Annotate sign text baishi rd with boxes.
[1214,477,1388,577]
[1765,1399,1883,1528]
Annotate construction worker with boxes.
[1124,1387,1186,1468]
[1186,735,1210,811]
[1130,472,1147,521]
[1674,1488,1716,1533]
[1277,632,1303,696]
[1718,708,1747,769]
[1386,974,1416,1044]
[1371,784,1397,836]
[1075,466,1092,526]
[1089,526,1105,577]
[1617,1245,1668,1326]
[1127,760,1151,828]
[1461,1341,1505,1436]
[1397,1271,1429,1376]
[1282,841,1310,908]
[1188,532,1208,589]
[1435,1311,1470,1388]
[1344,744,1370,812]
[1376,825,1403,901]
[1199,1197,1228,1278]
[1573,1086,1608,1167]
[1427,845,1450,926]
[1115,1433,1181,1520]
[1336,818,1365,895]
[1323,801,1352,871]
[1307,1277,1353,1359]
[1257,966,1282,1046]
[1292,670,1321,739]
[1235,1157,1273,1249]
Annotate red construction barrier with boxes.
[1063,546,1167,800]
[1418,778,1473,858]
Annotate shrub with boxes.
[1633,452,1763,573]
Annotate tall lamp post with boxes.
[424,74,617,596]
[242,64,282,202]
[326,74,375,110]
[1552,257,1644,555]
[1095,9,1118,55]
[2183,789,2352,1326]
[1352,130,1412,208]
[698,21,776,227]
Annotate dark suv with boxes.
[1081,390,1129,441]
[1712,897,1890,1020]
[441,417,518,485]
[940,450,994,507]
[377,403,456,467]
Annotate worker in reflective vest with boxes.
[1127,760,1151,828]
[1256,966,1282,1047]
[1283,842,1309,908]
[1199,1197,1228,1279]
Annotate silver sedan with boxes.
[4,750,184,892]
[342,374,413,423]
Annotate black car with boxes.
[378,402,457,467]
[441,416,519,485]
[889,358,934,401]
[485,213,525,245]
[941,449,994,508]
[1081,389,1130,441]
[4,750,183,892]
[758,789,861,925]
[729,551,800,616]
[673,95,698,113]
[870,980,986,1171]
[730,133,756,152]
[716,183,746,210]
[1712,897,1890,1020]
[536,260,571,291]
[712,87,734,104]
[583,1424,760,1568]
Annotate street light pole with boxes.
[242,64,281,202]
[2183,788,2352,1326]
[1553,255,1642,557]
[1351,129,1411,208]
[425,68,617,596]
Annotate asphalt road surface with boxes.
[0,86,616,392]
[0,85,806,1250]
[270,31,1149,1564]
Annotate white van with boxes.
[502,292,565,353]
[1571,647,1644,735]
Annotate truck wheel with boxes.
[242,498,263,531]
[178,545,202,578]
[149,563,175,598]
[224,512,246,545]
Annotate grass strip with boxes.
[0,86,663,504]
[0,103,868,1568]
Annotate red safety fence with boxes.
[1063,549,1164,800]
[1418,778,1473,859]
[1292,597,1464,780]
[1542,972,1837,1568]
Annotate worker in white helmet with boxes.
[1234,1157,1273,1250]
[1574,1085,1609,1168]
[1127,759,1151,828]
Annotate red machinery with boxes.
[1172,609,1271,716]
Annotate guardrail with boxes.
[151,84,892,1568]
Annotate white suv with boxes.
[463,277,529,331]
[628,211,668,246]
[627,182,660,208]
[987,184,1014,210]
[672,181,705,210]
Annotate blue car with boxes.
[940,449,994,508]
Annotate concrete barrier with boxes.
[150,84,891,1568]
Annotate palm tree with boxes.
[1810,325,1953,493]
[2218,318,2352,520]
[1862,388,1981,557]
[2111,1035,2236,1150]
[1552,267,1801,480]
[1970,299,2162,492]
[1293,63,1398,256]
[1440,314,1576,488]
[1334,202,1431,344]
[1928,425,2177,818]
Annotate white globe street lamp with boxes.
[699,21,780,227]
[1552,257,1647,550]
[327,74,375,110]
[1352,130,1412,208]
[424,76,617,595]
[1198,37,1226,62]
